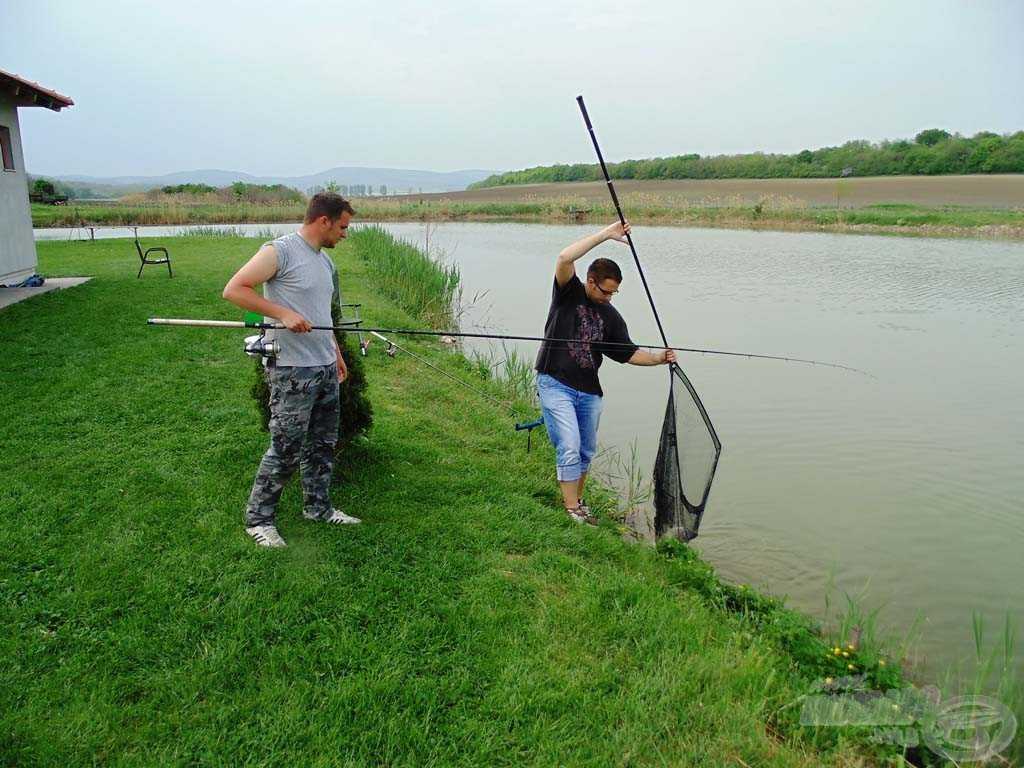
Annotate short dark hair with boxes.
[587,257,623,284]
[305,193,355,223]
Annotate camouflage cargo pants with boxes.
[245,363,339,527]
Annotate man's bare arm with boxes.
[554,221,630,287]
[222,245,311,332]
[627,348,677,366]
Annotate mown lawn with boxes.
[0,236,893,766]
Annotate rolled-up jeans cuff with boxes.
[556,462,583,483]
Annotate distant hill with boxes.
[51,166,495,197]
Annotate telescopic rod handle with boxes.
[147,318,255,328]
[147,318,362,331]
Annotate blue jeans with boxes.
[537,373,603,483]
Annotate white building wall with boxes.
[0,94,38,285]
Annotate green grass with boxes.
[1,235,926,766]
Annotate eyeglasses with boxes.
[591,281,619,297]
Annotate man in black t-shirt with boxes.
[535,221,676,524]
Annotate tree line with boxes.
[28,176,87,201]
[470,129,1024,188]
[306,182,393,197]
[149,182,304,204]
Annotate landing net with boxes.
[652,363,722,540]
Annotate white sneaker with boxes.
[304,507,361,525]
[246,525,287,548]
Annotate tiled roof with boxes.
[0,69,74,111]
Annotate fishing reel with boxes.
[243,330,280,359]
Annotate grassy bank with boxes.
[2,233,1010,765]
[32,193,1024,240]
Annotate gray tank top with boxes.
[263,232,339,366]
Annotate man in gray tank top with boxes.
[223,193,361,548]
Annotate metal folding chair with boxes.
[134,230,172,278]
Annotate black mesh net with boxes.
[653,364,722,541]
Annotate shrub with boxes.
[250,288,373,462]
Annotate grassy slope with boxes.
[1,237,892,766]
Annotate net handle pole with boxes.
[576,95,669,349]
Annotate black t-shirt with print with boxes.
[534,275,638,396]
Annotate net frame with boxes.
[653,364,722,540]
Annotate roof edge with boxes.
[0,70,74,111]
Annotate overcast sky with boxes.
[6,0,1023,177]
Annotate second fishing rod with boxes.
[146,318,864,374]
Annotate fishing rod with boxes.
[148,320,864,374]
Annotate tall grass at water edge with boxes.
[349,226,460,329]
[818,570,1022,766]
[349,226,541,423]
[177,226,281,239]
